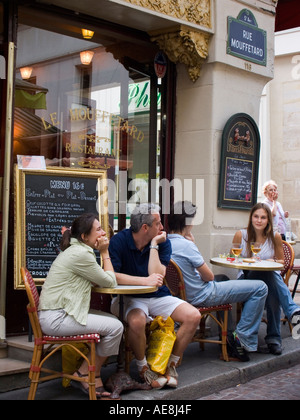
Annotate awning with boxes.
[275,0,300,32]
[15,78,48,110]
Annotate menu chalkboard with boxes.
[218,114,260,210]
[14,166,108,289]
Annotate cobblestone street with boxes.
[199,364,300,400]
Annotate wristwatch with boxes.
[149,245,159,250]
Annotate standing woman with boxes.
[233,203,300,355]
[262,180,289,240]
[38,213,123,399]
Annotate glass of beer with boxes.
[251,242,261,261]
[231,243,242,263]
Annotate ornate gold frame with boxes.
[124,0,212,28]
[14,166,108,289]
[124,0,212,81]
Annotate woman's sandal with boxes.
[73,370,113,400]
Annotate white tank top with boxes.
[240,229,275,260]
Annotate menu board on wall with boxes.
[218,113,260,210]
[14,166,108,289]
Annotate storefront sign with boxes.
[227,9,267,66]
[41,81,161,160]
[218,113,260,210]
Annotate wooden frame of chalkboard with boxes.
[14,166,108,290]
[218,113,260,210]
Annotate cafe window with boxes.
[14,8,166,231]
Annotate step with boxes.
[0,358,31,392]
[0,335,60,393]
[0,357,30,376]
[0,342,8,359]
[6,336,35,363]
[0,337,32,392]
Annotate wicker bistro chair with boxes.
[21,267,101,400]
[280,241,295,332]
[291,265,300,299]
[281,241,295,287]
[165,260,232,362]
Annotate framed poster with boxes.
[14,166,108,289]
[218,113,260,210]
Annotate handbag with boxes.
[146,316,176,375]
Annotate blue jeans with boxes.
[192,279,268,352]
[240,271,300,345]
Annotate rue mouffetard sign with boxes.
[227,9,267,66]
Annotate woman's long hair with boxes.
[60,213,98,251]
[246,203,276,257]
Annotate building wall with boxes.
[266,28,300,248]
[174,0,277,270]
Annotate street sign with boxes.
[227,9,267,66]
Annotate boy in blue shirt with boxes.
[168,201,268,362]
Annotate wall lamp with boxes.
[20,67,33,79]
[80,51,94,66]
[81,29,95,40]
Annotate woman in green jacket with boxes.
[38,213,123,398]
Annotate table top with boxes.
[210,257,284,271]
[92,285,158,295]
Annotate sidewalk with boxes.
[199,363,300,400]
[0,321,299,400]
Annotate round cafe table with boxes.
[210,257,284,272]
[92,284,158,323]
[210,257,284,323]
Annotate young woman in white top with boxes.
[233,203,300,355]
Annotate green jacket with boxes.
[39,238,116,325]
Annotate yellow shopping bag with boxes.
[146,316,176,375]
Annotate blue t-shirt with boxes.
[168,234,214,305]
[109,228,172,298]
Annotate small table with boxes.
[92,285,157,323]
[210,257,284,272]
[92,285,157,371]
[210,257,284,322]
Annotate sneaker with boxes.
[227,332,250,362]
[268,343,282,356]
[291,311,300,326]
[139,365,168,389]
[165,362,178,388]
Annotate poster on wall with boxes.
[218,113,260,210]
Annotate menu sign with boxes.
[218,113,260,210]
[14,166,108,289]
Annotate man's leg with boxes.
[170,302,201,359]
[126,308,168,389]
[201,279,268,353]
[126,308,147,361]
[161,302,201,388]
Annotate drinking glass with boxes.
[251,242,261,261]
[231,243,242,263]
